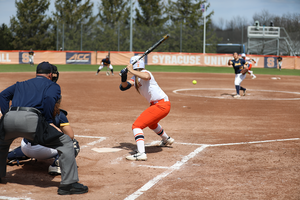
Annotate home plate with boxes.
[145,140,161,147]
[92,148,123,153]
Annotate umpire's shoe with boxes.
[58,182,88,195]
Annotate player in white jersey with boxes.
[241,53,256,79]
[119,56,174,161]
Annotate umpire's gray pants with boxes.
[0,110,79,185]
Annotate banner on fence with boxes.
[1,50,299,70]
[0,51,19,64]
[66,52,91,64]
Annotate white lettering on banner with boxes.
[165,55,171,64]
[183,56,189,64]
[152,55,158,63]
[159,55,165,63]
[204,56,210,65]
[196,56,200,64]
[211,57,217,65]
[205,56,233,66]
[171,55,177,64]
[0,53,11,62]
[178,56,183,64]
[221,57,229,65]
[255,58,259,66]
[151,55,202,65]
[190,56,195,64]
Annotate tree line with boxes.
[0,0,219,53]
[0,1,299,54]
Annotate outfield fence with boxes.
[0,50,299,70]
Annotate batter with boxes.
[119,56,174,161]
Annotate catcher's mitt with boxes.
[241,68,248,75]
[73,139,80,157]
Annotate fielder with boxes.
[119,56,174,161]
[228,52,249,98]
[241,53,256,79]
[277,54,283,70]
[96,56,114,76]
[7,108,80,176]
[28,49,35,67]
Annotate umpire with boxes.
[0,61,88,195]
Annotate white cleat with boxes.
[252,76,256,79]
[126,152,147,161]
[233,94,241,98]
[48,165,61,175]
[159,137,175,147]
[106,71,110,76]
[243,90,246,96]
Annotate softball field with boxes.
[0,71,299,200]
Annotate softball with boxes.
[192,80,197,85]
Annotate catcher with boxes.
[228,52,249,98]
[7,98,80,176]
[96,56,114,76]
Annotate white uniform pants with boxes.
[98,62,113,70]
[21,139,58,160]
[234,73,246,86]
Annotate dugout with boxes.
[216,44,245,54]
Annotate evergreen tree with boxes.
[53,0,96,50]
[133,0,169,52]
[10,0,53,50]
[166,0,219,53]
[95,0,131,51]
[98,0,130,29]
[135,0,167,27]
[0,23,13,50]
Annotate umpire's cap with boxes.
[36,61,56,74]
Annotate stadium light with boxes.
[255,21,259,30]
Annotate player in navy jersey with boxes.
[228,52,249,98]
[96,56,114,76]
[28,49,35,66]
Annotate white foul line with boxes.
[124,145,208,200]
[176,138,300,147]
[125,137,300,200]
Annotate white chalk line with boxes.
[0,196,32,200]
[125,137,299,200]
[125,145,208,200]
[176,138,300,147]
[74,135,106,149]
[173,88,300,100]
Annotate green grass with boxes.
[0,64,299,76]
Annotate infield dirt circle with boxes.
[0,71,299,200]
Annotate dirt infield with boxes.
[0,71,299,200]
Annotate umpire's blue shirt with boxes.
[0,75,61,123]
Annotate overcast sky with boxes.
[0,0,299,26]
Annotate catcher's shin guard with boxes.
[7,146,30,166]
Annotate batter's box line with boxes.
[74,135,106,150]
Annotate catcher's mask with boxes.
[36,62,59,83]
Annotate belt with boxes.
[150,99,169,105]
[9,107,40,115]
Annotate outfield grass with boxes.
[0,64,299,76]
